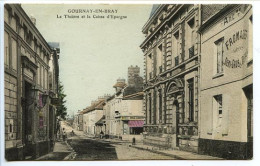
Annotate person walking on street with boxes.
[62,128,67,141]
[100,131,104,139]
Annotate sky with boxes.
[22,4,153,117]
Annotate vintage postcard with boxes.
[1,1,254,163]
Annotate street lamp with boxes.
[38,91,48,109]
[21,85,38,106]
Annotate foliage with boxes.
[56,81,67,119]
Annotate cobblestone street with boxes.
[61,121,175,160]
[36,121,220,160]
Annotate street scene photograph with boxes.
[2,3,253,162]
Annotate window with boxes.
[172,31,179,66]
[187,18,195,58]
[188,78,194,122]
[45,69,48,89]
[215,38,224,74]
[37,64,40,85]
[213,95,223,130]
[215,95,223,117]
[248,15,253,62]
[147,54,152,80]
[41,65,44,87]
[157,45,163,74]
[11,38,17,71]
[153,91,157,124]
[149,95,152,124]
[4,31,9,66]
[159,90,162,123]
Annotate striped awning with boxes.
[128,120,144,127]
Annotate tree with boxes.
[56,81,67,119]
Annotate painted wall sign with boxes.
[223,50,248,68]
[225,29,247,50]
[222,7,243,27]
[223,28,248,69]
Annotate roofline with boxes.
[198,5,237,33]
[123,91,144,99]
[12,4,52,53]
[142,4,165,33]
[140,4,184,49]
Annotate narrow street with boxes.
[60,121,175,160]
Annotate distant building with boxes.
[73,111,83,131]
[104,66,145,141]
[81,97,107,136]
[48,42,60,151]
[4,4,59,160]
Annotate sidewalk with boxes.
[130,143,223,160]
[36,140,74,160]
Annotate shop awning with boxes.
[128,120,144,127]
[95,115,105,126]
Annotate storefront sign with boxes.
[223,29,248,69]
[223,51,248,68]
[225,30,247,50]
[222,7,242,27]
[121,116,144,120]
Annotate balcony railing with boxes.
[175,56,179,66]
[189,45,195,58]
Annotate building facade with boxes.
[4,4,59,160]
[198,4,253,159]
[141,4,201,152]
[48,43,60,149]
[82,97,106,136]
[104,66,145,141]
[73,112,83,131]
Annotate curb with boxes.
[63,140,77,160]
[130,145,186,160]
[63,152,77,160]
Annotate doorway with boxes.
[243,84,253,158]
[22,81,34,157]
[173,99,179,147]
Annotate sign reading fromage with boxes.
[225,29,247,50]
[223,29,248,69]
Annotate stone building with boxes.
[48,42,60,147]
[73,111,83,131]
[4,4,59,160]
[198,4,253,159]
[104,66,145,141]
[141,4,201,152]
[81,97,106,136]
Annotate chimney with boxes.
[113,78,126,92]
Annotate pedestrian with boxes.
[100,131,104,139]
[63,130,67,141]
[71,130,75,136]
[132,137,136,145]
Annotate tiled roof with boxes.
[123,92,144,100]
[113,82,127,88]
[80,99,105,114]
